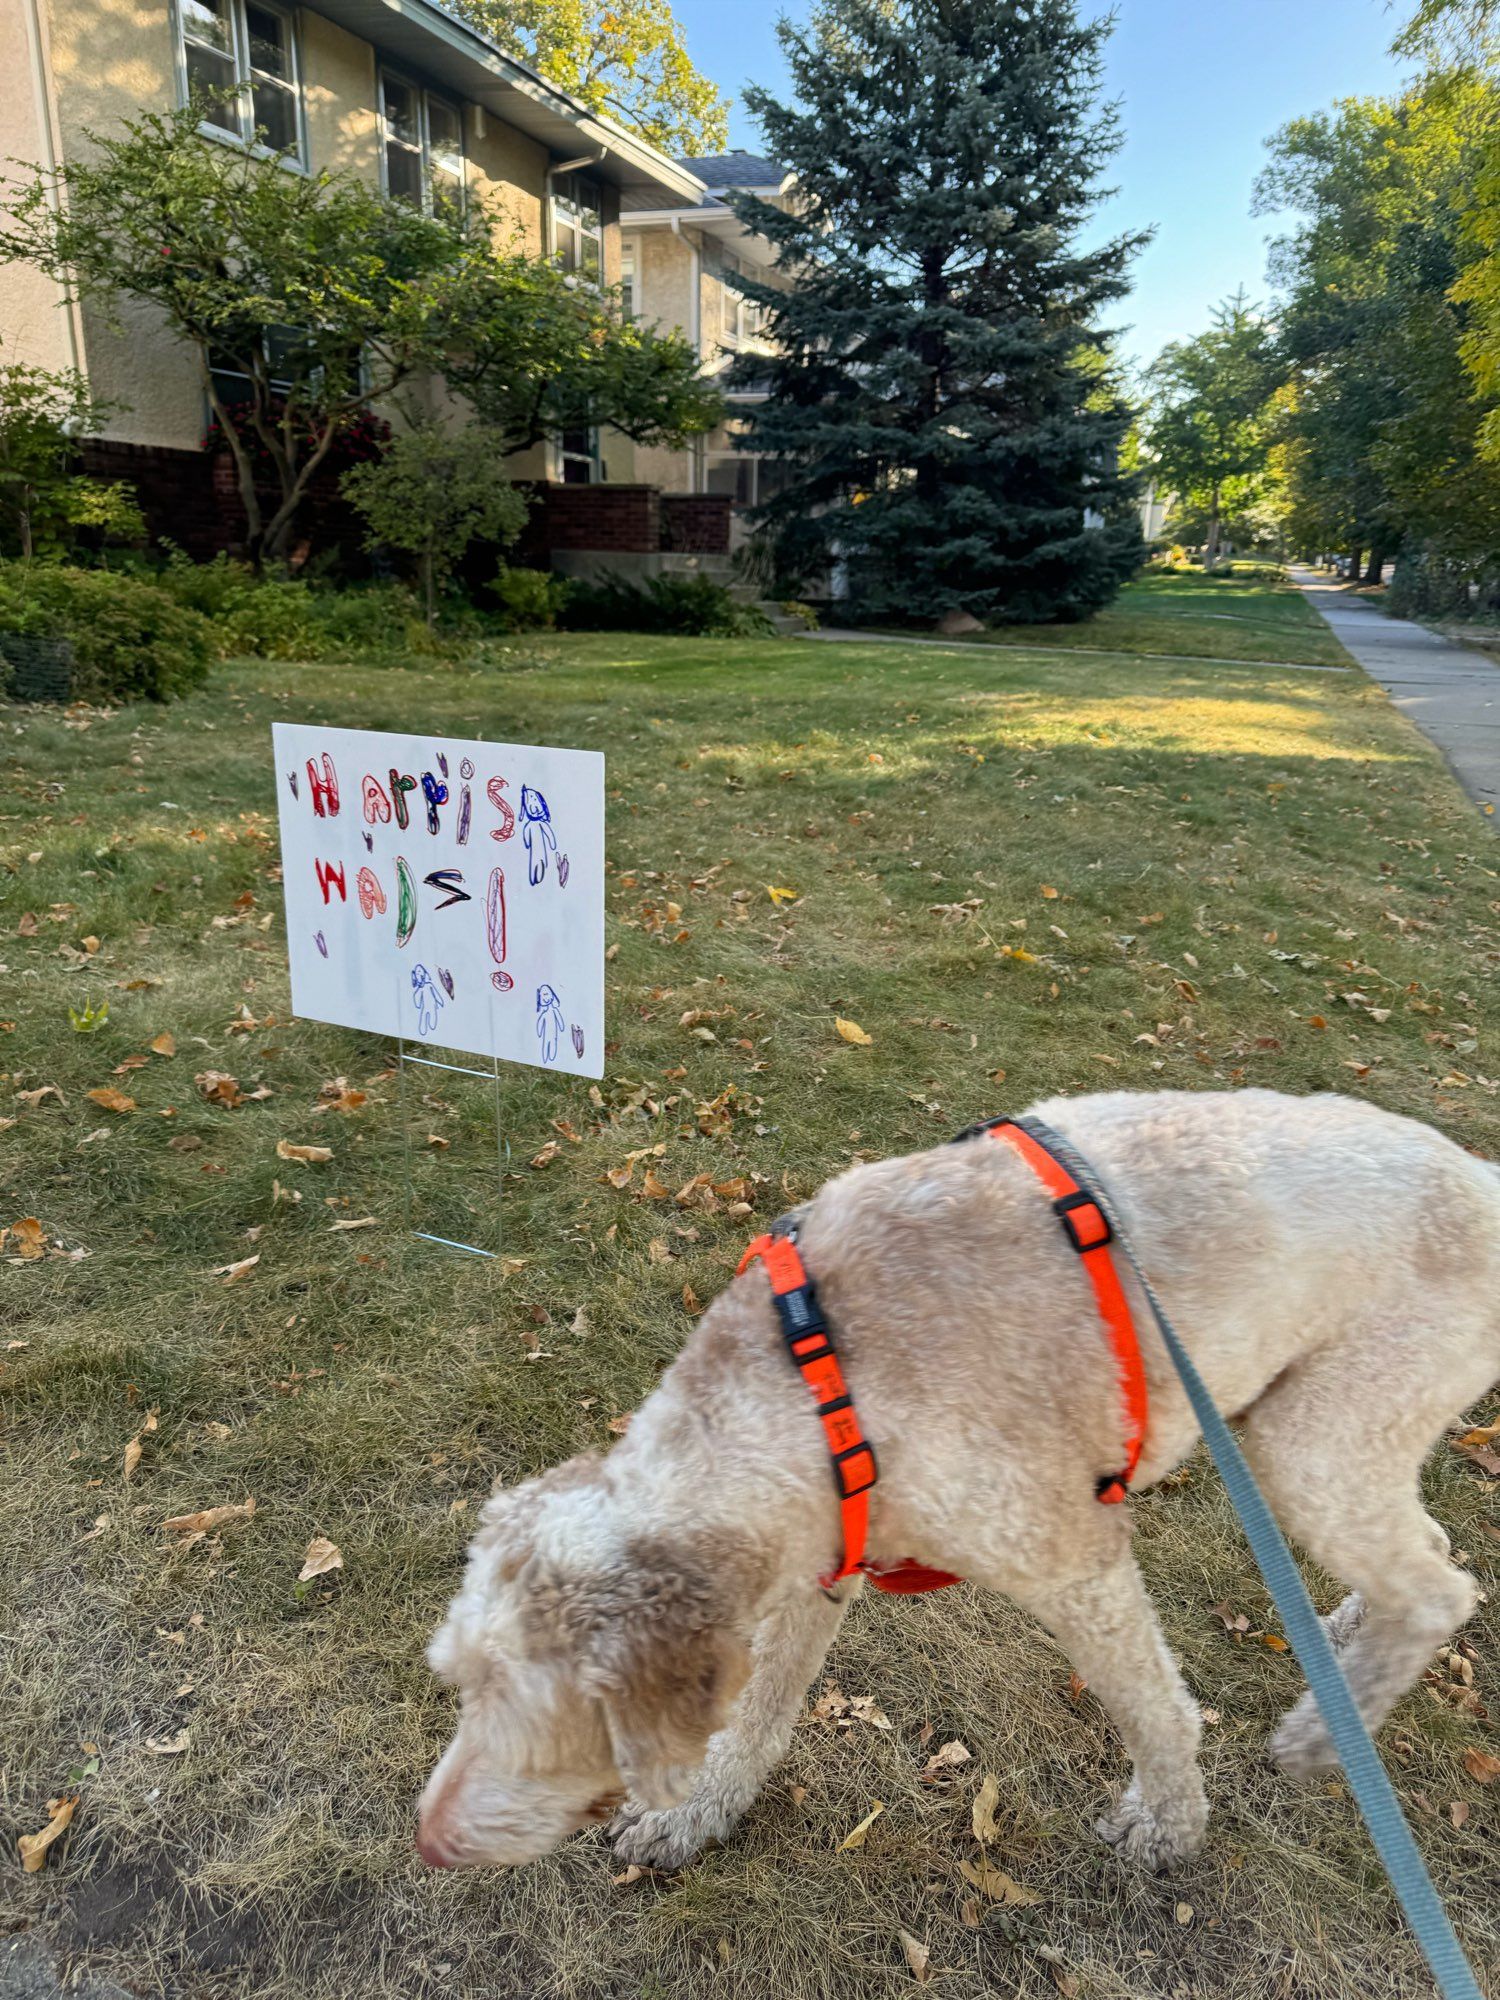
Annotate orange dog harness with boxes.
[737,1116,1149,1592]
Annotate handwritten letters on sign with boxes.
[272,724,603,1076]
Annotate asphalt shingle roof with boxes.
[677,150,788,191]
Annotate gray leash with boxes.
[1022,1116,1486,2000]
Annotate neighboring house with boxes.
[1,0,729,561]
[1138,479,1175,544]
[623,150,794,551]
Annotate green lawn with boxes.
[959,565,1354,669]
[4,623,1498,2000]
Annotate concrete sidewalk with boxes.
[1290,565,1499,818]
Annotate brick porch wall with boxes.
[79,439,365,566]
[661,493,732,554]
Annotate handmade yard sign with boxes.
[272,724,604,1079]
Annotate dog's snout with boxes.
[416,1817,456,1869]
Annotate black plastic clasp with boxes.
[1054,1188,1112,1254]
[950,1115,1014,1146]
[831,1440,878,1499]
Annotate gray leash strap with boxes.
[1021,1117,1485,2000]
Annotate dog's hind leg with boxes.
[608,1582,852,1869]
[1240,1343,1480,1780]
[1017,1554,1207,1871]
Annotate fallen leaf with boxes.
[848,1695,892,1730]
[897,1931,930,1984]
[195,1070,245,1109]
[1450,1800,1470,1829]
[328,1216,377,1232]
[682,1282,703,1315]
[162,1498,256,1535]
[767,885,799,906]
[212,1253,260,1284]
[611,1864,648,1886]
[972,1772,1001,1844]
[641,1166,671,1200]
[1049,1967,1080,1998]
[837,1800,884,1851]
[530,1141,560,1169]
[1455,1424,1500,1449]
[607,1414,631,1436]
[922,1739,971,1777]
[276,1139,332,1164]
[958,1857,1039,1905]
[1462,1747,1500,1784]
[835,1016,873,1047]
[18,1796,76,1873]
[14,1084,63,1109]
[123,1438,143,1483]
[86,1086,136,1114]
[151,1032,176,1057]
[4,1216,47,1260]
[168,1134,203,1152]
[1040,884,1059,899]
[298,1535,344,1582]
[426,1133,450,1149]
[1176,1900,1194,1927]
[143,1728,190,1756]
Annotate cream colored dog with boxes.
[418,1089,1499,1874]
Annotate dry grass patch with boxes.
[2,626,1498,1999]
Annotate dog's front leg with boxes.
[1019,1556,1207,1872]
[608,1581,853,1869]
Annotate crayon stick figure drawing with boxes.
[536,984,564,1065]
[411,963,444,1036]
[520,786,557,886]
[273,724,602,1076]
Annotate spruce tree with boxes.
[729,0,1148,624]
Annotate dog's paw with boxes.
[1268,1692,1339,1780]
[1095,1778,1207,1873]
[607,1795,738,1872]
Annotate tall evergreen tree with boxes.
[728,0,1148,624]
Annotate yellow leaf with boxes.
[972,1771,1001,1844]
[767,885,799,906]
[1040,884,1059,899]
[1455,1424,1500,1449]
[4,1215,47,1260]
[86,1086,136,1114]
[958,1857,1040,1905]
[276,1139,331,1164]
[835,1017,873,1047]
[298,1535,343,1582]
[838,1800,884,1851]
[18,1795,76,1873]
[150,1032,176,1057]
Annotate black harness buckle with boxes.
[1054,1188,1112,1254]
[831,1440,878,1499]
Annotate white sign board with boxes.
[272,723,603,1077]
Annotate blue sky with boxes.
[669,0,1412,370]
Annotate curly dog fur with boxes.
[418,1089,1500,1873]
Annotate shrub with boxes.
[489,566,570,632]
[559,570,768,638]
[0,562,213,700]
[341,424,528,624]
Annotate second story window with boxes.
[380,72,465,218]
[619,237,639,320]
[719,252,761,347]
[178,0,303,159]
[551,173,602,279]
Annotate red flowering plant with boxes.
[202,402,392,482]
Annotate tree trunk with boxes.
[1348,547,1362,581]
[1363,546,1385,586]
[423,550,436,628]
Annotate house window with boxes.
[559,426,601,484]
[178,0,303,158]
[620,237,639,320]
[552,173,602,279]
[207,324,301,411]
[718,253,761,348]
[380,72,465,217]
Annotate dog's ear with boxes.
[529,1537,753,1809]
[598,1617,751,1809]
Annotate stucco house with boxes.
[623,151,794,548]
[2,0,750,565]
